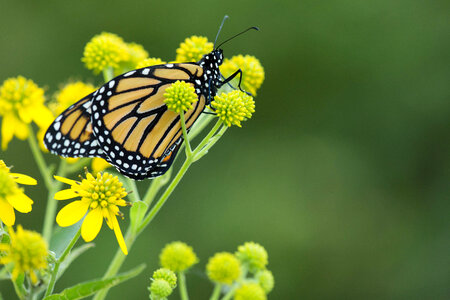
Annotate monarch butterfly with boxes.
[44,18,257,180]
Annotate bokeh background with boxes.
[1,0,449,299]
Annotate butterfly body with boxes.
[44,49,224,179]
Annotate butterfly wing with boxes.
[44,94,106,158]
[90,63,207,179]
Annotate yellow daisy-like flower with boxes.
[136,57,167,69]
[0,76,53,150]
[220,55,265,96]
[54,171,128,255]
[0,225,48,284]
[212,90,255,127]
[164,81,198,114]
[175,36,213,62]
[82,32,130,74]
[0,160,36,226]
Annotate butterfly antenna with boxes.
[215,26,259,49]
[214,15,229,49]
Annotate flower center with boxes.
[0,169,18,199]
[81,173,126,210]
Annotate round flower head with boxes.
[220,55,265,96]
[176,36,213,62]
[235,242,268,273]
[0,225,48,284]
[126,42,149,68]
[153,268,177,289]
[206,252,241,285]
[54,171,128,255]
[256,270,274,294]
[0,160,36,226]
[0,76,53,149]
[159,241,198,272]
[82,32,130,74]
[233,283,267,300]
[212,90,255,127]
[136,57,167,69]
[149,278,173,299]
[164,81,198,114]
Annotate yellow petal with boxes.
[81,208,103,242]
[54,175,78,186]
[10,173,37,185]
[56,200,89,227]
[54,189,79,200]
[109,211,128,255]
[92,157,111,173]
[32,105,54,128]
[13,118,29,140]
[7,193,33,213]
[0,199,15,226]
[1,114,15,150]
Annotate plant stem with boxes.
[42,161,67,242]
[126,177,141,202]
[210,283,222,300]
[44,228,81,297]
[102,66,114,82]
[180,111,192,157]
[221,286,238,300]
[27,125,52,190]
[178,271,189,300]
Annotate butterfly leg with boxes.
[219,69,253,96]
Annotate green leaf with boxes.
[50,220,82,257]
[57,244,95,280]
[130,201,148,233]
[43,264,145,300]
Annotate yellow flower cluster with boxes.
[164,80,198,114]
[136,57,166,69]
[54,172,128,255]
[0,160,36,226]
[0,226,48,284]
[212,90,255,127]
[159,241,198,272]
[0,76,53,149]
[206,252,241,284]
[175,36,213,62]
[82,32,149,75]
[220,55,265,96]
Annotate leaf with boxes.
[57,244,95,280]
[130,201,148,233]
[50,220,82,257]
[43,264,145,300]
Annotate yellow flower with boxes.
[125,42,149,69]
[0,160,36,226]
[175,36,213,62]
[54,171,128,255]
[136,57,166,69]
[233,283,266,300]
[256,270,274,294]
[91,157,112,173]
[206,252,241,285]
[160,241,198,272]
[220,55,265,96]
[235,242,268,273]
[82,32,130,74]
[212,90,255,127]
[0,225,48,284]
[0,76,53,150]
[164,81,198,114]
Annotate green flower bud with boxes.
[256,270,274,293]
[153,268,177,289]
[149,278,172,299]
[159,241,198,272]
[235,242,268,273]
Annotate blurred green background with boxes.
[1,0,449,299]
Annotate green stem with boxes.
[12,277,25,300]
[210,283,222,300]
[102,66,114,82]
[27,125,52,190]
[178,271,189,300]
[137,156,192,233]
[221,286,238,300]
[42,161,67,242]
[180,111,192,157]
[126,177,141,202]
[44,228,81,297]
[194,125,227,161]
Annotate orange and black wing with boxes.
[44,94,106,158]
[90,63,207,179]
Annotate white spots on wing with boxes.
[55,132,62,140]
[109,80,115,88]
[124,70,136,77]
[166,64,174,68]
[99,86,105,93]
[142,68,150,75]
